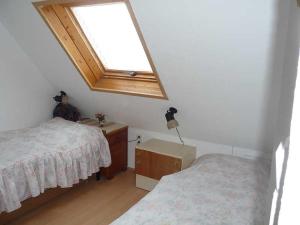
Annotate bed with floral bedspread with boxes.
[0,118,111,213]
[111,154,269,225]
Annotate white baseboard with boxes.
[233,146,272,160]
[127,127,272,168]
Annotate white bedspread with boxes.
[111,154,269,225]
[0,118,110,213]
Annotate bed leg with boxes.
[96,172,101,181]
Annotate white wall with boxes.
[0,0,280,154]
[275,5,299,149]
[0,21,56,131]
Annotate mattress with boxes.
[111,154,269,225]
[0,118,111,213]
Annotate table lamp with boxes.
[165,107,184,144]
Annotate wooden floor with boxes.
[7,170,148,225]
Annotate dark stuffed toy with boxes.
[53,91,80,122]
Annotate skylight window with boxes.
[71,3,153,73]
[34,0,167,99]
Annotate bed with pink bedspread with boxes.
[112,154,269,225]
[0,118,111,213]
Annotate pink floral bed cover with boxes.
[0,118,111,213]
[112,154,269,225]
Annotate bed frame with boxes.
[0,174,98,225]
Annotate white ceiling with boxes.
[0,0,281,152]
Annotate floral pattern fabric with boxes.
[0,118,110,213]
[111,154,269,225]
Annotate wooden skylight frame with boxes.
[34,0,167,99]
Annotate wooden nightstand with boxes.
[79,119,128,179]
[135,139,196,191]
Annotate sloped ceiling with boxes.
[0,0,280,152]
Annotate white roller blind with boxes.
[277,57,300,225]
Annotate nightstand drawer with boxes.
[135,139,196,191]
[107,129,127,145]
[101,127,128,179]
[136,149,182,180]
[108,146,126,175]
[79,120,128,180]
[110,141,125,153]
